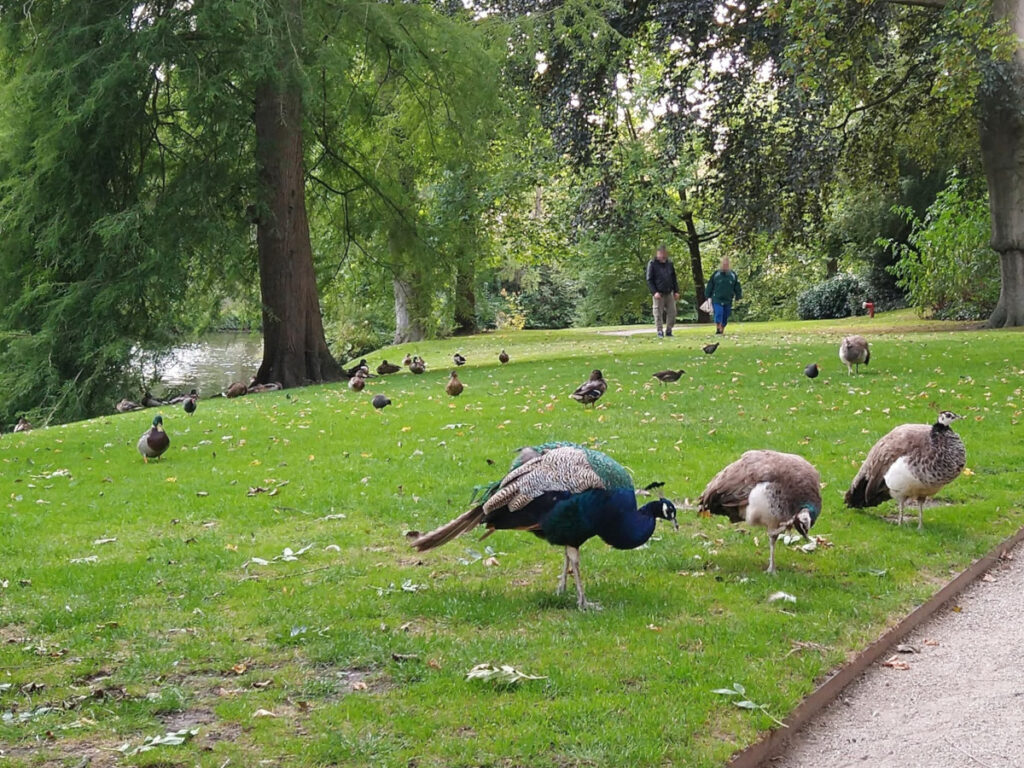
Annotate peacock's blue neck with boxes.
[597,491,658,550]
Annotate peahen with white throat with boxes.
[410,442,677,610]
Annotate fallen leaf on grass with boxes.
[92,537,116,546]
[252,709,278,718]
[231,663,247,675]
[118,728,197,756]
[69,556,98,564]
[767,591,797,604]
[351,681,368,691]
[466,663,546,685]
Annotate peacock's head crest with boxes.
[794,504,819,539]
[936,410,962,428]
[647,498,678,530]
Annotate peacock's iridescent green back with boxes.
[580,447,632,490]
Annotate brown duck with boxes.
[446,371,464,397]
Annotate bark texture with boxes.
[253,0,341,386]
[454,254,477,334]
[982,0,1024,327]
[393,278,427,343]
[683,209,710,323]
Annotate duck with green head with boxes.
[137,415,170,463]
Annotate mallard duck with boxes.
[349,372,366,392]
[499,349,509,364]
[372,394,391,410]
[183,392,198,415]
[446,371,464,397]
[344,359,369,378]
[402,353,413,367]
[570,370,607,406]
[13,416,33,432]
[453,353,467,367]
[409,357,426,375]
[137,414,170,462]
[652,369,685,384]
[141,391,167,408]
[377,360,401,375]
[224,381,248,398]
[116,398,143,413]
[248,381,282,393]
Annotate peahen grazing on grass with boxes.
[845,410,965,529]
[411,442,677,610]
[699,450,821,573]
[839,336,870,375]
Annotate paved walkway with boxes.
[776,543,1024,768]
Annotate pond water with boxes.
[140,332,264,396]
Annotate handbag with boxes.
[699,298,713,314]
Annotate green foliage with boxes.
[889,175,999,321]
[797,274,867,320]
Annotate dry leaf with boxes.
[351,681,368,691]
[231,663,247,675]
[252,709,278,718]
[881,655,910,670]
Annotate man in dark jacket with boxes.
[705,257,742,334]
[646,245,679,337]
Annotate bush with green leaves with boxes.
[797,274,867,320]
[887,175,998,321]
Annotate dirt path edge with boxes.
[727,524,1024,768]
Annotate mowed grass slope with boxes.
[1,313,1022,767]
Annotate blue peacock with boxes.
[411,442,677,610]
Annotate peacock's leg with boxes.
[556,549,570,595]
[767,533,778,574]
[917,498,925,530]
[566,546,601,611]
[896,499,905,526]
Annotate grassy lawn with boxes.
[1,311,1022,767]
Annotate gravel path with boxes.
[775,544,1024,768]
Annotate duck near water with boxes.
[411,443,677,610]
[137,415,170,463]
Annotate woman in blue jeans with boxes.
[705,257,743,334]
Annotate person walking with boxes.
[706,257,742,334]
[646,245,679,338]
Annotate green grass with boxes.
[1,311,1021,767]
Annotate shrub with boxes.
[888,174,998,321]
[797,274,867,320]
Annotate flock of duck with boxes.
[7,329,967,608]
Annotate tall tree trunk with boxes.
[253,0,341,386]
[393,279,427,343]
[982,0,1024,327]
[454,253,477,334]
[680,189,710,323]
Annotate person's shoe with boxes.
[665,331,673,337]
[657,331,664,338]
[715,328,723,335]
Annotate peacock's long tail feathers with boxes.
[410,505,486,551]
